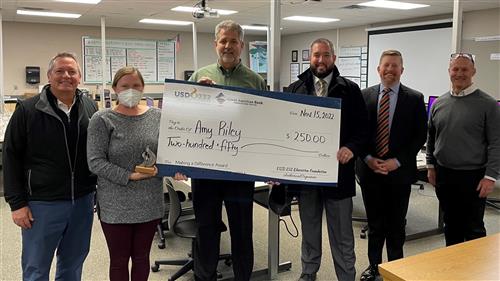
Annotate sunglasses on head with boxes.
[450,53,475,64]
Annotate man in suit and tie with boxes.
[356,50,427,281]
[286,38,369,281]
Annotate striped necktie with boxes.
[317,79,327,97]
[376,87,392,157]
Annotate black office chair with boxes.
[151,178,231,281]
[156,178,194,249]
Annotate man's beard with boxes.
[310,64,333,78]
[221,54,235,63]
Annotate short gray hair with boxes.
[215,20,244,41]
[310,38,335,55]
[47,52,81,75]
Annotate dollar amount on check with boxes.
[157,80,341,186]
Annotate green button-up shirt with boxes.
[189,61,267,91]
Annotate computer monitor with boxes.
[427,96,438,118]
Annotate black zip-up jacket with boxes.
[285,66,369,199]
[2,85,98,211]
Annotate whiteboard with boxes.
[82,37,175,84]
[367,23,452,100]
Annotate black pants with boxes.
[361,182,411,265]
[191,179,254,281]
[435,165,486,246]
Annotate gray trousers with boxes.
[299,188,356,281]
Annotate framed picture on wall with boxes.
[301,63,310,72]
[302,49,310,61]
[292,50,298,62]
[249,41,267,73]
[290,63,300,83]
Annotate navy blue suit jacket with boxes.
[356,84,427,185]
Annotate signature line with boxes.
[240,143,318,154]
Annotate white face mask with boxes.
[117,88,143,108]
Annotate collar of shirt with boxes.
[57,96,76,117]
[379,82,400,96]
[217,60,242,77]
[450,83,477,97]
[313,72,333,93]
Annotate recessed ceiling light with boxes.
[54,0,101,4]
[241,25,268,31]
[139,19,193,26]
[171,6,237,15]
[358,0,429,10]
[283,16,339,23]
[17,9,81,18]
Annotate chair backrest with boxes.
[163,177,183,232]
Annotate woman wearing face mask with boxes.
[87,66,163,281]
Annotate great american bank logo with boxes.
[215,93,226,104]
[174,87,211,101]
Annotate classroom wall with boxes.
[461,8,500,98]
[2,21,265,97]
[2,8,498,99]
[279,25,366,90]
[280,8,499,98]
[279,29,338,91]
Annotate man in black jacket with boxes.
[356,50,427,281]
[3,52,97,281]
[286,38,369,281]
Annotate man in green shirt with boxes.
[189,25,266,90]
[188,20,266,281]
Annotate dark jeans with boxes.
[100,219,160,281]
[435,165,486,246]
[191,179,254,281]
[361,182,411,265]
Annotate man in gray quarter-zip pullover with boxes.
[2,52,97,281]
[427,53,500,246]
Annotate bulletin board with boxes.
[82,37,176,84]
[338,46,367,89]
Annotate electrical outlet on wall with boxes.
[13,85,21,96]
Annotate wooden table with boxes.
[379,233,500,281]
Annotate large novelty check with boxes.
[157,80,341,186]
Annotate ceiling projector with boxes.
[193,7,219,19]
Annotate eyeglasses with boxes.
[450,53,475,64]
